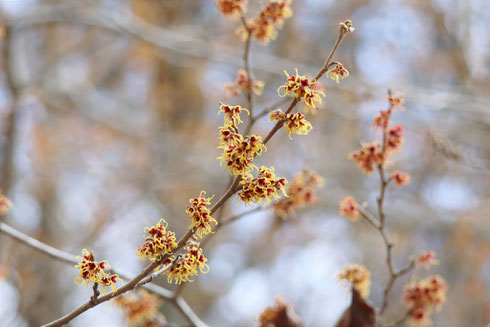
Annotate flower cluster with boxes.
[415,251,439,270]
[257,296,303,327]
[218,134,267,175]
[403,275,447,326]
[328,63,350,84]
[0,192,12,215]
[217,104,266,175]
[272,169,324,218]
[277,69,325,108]
[163,240,209,284]
[391,171,410,187]
[186,191,218,238]
[350,95,405,173]
[224,69,264,97]
[270,110,313,139]
[237,1,293,44]
[74,249,121,295]
[114,290,165,327]
[238,166,287,205]
[348,142,384,174]
[337,264,371,299]
[339,196,361,222]
[136,219,178,263]
[386,124,404,152]
[215,0,246,19]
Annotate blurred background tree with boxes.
[0,0,488,326]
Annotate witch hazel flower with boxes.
[163,239,209,285]
[386,124,404,152]
[218,134,267,175]
[215,0,246,19]
[415,251,439,270]
[328,63,349,84]
[219,103,250,126]
[339,196,361,222]
[238,166,287,205]
[403,275,447,326]
[223,69,264,97]
[349,142,384,174]
[186,191,218,238]
[114,290,161,327]
[391,171,410,187]
[261,0,293,27]
[0,192,13,216]
[277,69,325,108]
[337,264,371,299]
[272,169,324,218]
[74,249,121,295]
[236,1,293,45]
[218,121,241,146]
[283,113,313,139]
[270,110,313,139]
[136,219,178,263]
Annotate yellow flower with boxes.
[163,242,209,284]
[137,219,178,262]
[277,69,325,108]
[74,249,121,295]
[215,0,246,19]
[238,166,287,205]
[186,191,218,238]
[219,103,250,126]
[283,113,313,139]
[338,196,361,222]
[328,63,349,84]
[337,264,371,299]
[218,134,266,175]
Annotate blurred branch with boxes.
[0,25,19,193]
[6,5,490,125]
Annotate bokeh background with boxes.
[0,0,489,326]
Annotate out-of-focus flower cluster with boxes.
[114,290,166,327]
[238,166,287,205]
[224,69,264,97]
[136,219,178,264]
[350,95,405,174]
[337,264,371,299]
[0,192,12,216]
[277,69,325,109]
[236,1,293,44]
[74,249,121,295]
[403,275,447,326]
[186,191,218,238]
[339,196,361,222]
[391,171,410,187]
[163,239,209,284]
[415,251,439,270]
[272,169,324,218]
[257,296,303,327]
[215,0,246,19]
